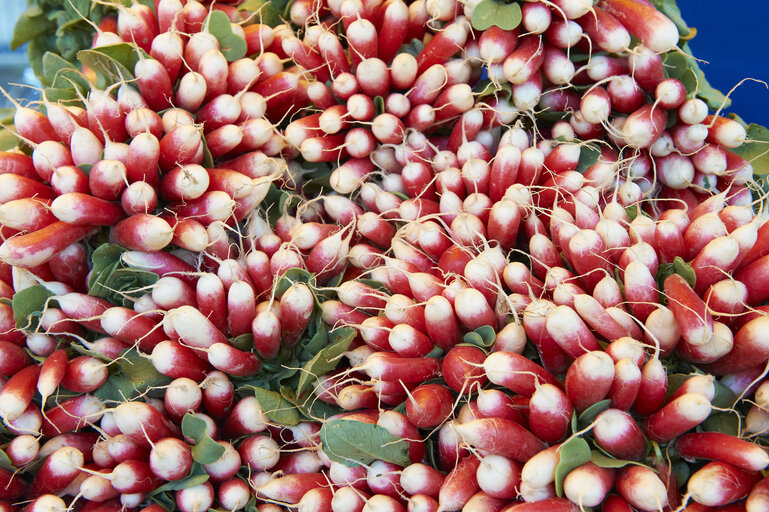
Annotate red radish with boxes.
[676,432,769,472]
[201,370,235,419]
[400,463,445,498]
[593,408,646,461]
[164,378,202,422]
[632,357,668,416]
[0,222,96,268]
[687,461,758,507]
[484,349,561,397]
[60,356,108,393]
[202,441,241,482]
[176,482,215,512]
[113,401,177,446]
[528,383,572,443]
[563,462,615,508]
[643,392,712,442]
[437,455,480,511]
[564,351,615,412]
[504,499,578,511]
[257,473,328,505]
[604,0,679,52]
[622,104,667,149]
[42,394,105,437]
[207,343,261,377]
[361,352,441,383]
[0,365,40,422]
[545,304,601,358]
[609,357,643,410]
[28,446,84,497]
[705,115,748,148]
[100,306,166,352]
[0,341,31,377]
[405,383,454,428]
[616,465,669,512]
[442,346,488,393]
[239,435,280,472]
[222,396,268,437]
[453,417,546,462]
[7,434,38,467]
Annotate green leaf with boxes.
[554,436,592,497]
[150,462,209,495]
[374,96,385,116]
[297,327,356,395]
[77,43,141,89]
[474,78,512,99]
[320,419,411,467]
[207,11,247,61]
[712,380,738,410]
[296,313,328,363]
[238,0,284,27]
[27,38,47,84]
[88,244,159,307]
[11,6,57,50]
[0,449,15,472]
[673,257,696,288]
[230,333,254,351]
[201,136,214,169]
[42,87,80,104]
[590,451,645,469]
[94,348,172,402]
[12,285,55,331]
[42,52,89,91]
[470,0,522,31]
[0,128,21,152]
[282,385,342,421]
[150,492,176,512]
[247,386,301,426]
[656,256,696,293]
[462,325,496,349]
[274,268,316,298]
[731,123,769,176]
[181,414,226,464]
[625,204,651,221]
[701,412,740,437]
[575,144,601,174]
[577,399,612,430]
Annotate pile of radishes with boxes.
[0,0,768,510]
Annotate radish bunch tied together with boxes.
[0,0,768,511]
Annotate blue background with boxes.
[680,1,769,126]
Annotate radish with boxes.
[676,432,769,471]
[563,463,615,508]
[453,418,545,462]
[593,408,646,461]
[0,365,40,422]
[42,394,105,437]
[686,461,759,507]
[643,392,712,442]
[176,482,215,512]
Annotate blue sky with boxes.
[680,1,769,126]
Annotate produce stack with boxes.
[0,0,768,510]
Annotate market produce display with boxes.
[1,0,769,510]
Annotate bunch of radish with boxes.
[0,0,768,510]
